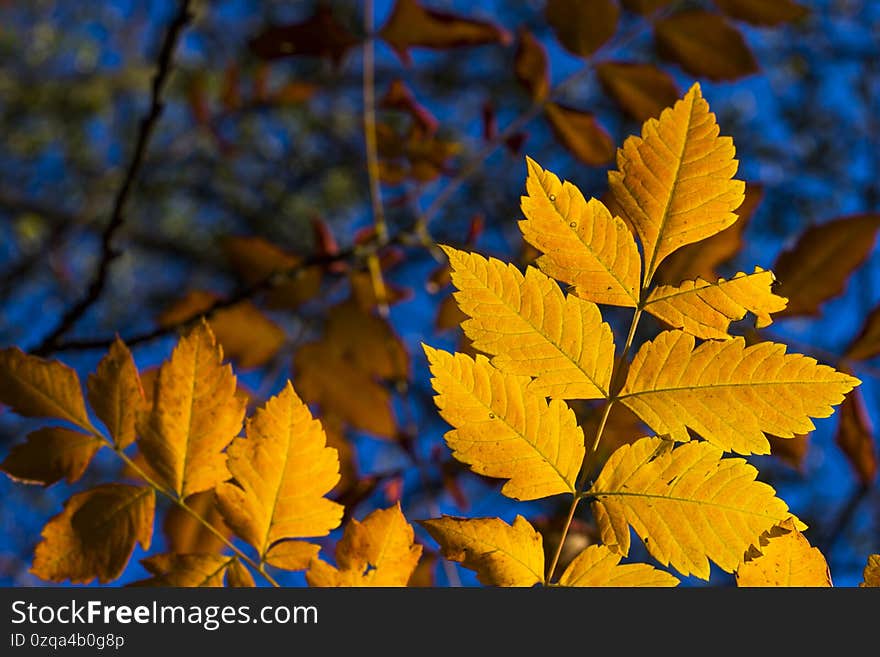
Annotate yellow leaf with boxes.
[136,322,246,498]
[443,245,614,399]
[421,515,544,586]
[32,484,154,584]
[424,346,585,500]
[134,553,231,587]
[654,11,758,81]
[620,330,860,454]
[735,519,832,587]
[216,382,343,559]
[861,554,880,587]
[589,437,797,579]
[519,158,640,307]
[226,559,256,587]
[306,503,422,586]
[0,347,95,433]
[608,83,745,284]
[557,544,679,587]
[264,541,321,572]
[87,338,145,448]
[1,427,101,486]
[774,214,880,318]
[644,267,788,340]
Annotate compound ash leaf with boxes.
[861,554,880,587]
[443,245,614,400]
[544,104,616,166]
[713,0,809,26]
[133,553,232,587]
[0,347,96,433]
[306,503,422,587]
[619,330,860,455]
[136,322,246,498]
[608,83,745,284]
[655,183,763,285]
[774,214,880,317]
[226,559,256,588]
[596,61,680,122]
[644,267,788,340]
[654,11,758,81]
[545,0,619,58]
[0,427,101,486]
[87,337,144,448]
[379,0,511,65]
[421,515,544,586]
[735,519,832,587]
[216,382,343,560]
[589,437,797,579]
[520,158,640,307]
[833,386,877,486]
[557,544,679,587]
[423,346,585,500]
[32,484,154,584]
[264,541,320,572]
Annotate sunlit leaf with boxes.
[133,553,231,587]
[558,544,679,587]
[0,427,101,486]
[736,519,832,587]
[87,337,144,448]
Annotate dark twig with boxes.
[32,0,194,356]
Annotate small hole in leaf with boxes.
[569,222,577,228]
[488,412,496,419]
[549,194,556,201]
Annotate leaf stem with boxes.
[545,495,581,584]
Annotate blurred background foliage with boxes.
[0,0,878,586]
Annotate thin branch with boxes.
[33,0,194,356]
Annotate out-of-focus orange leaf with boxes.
[0,348,95,433]
[377,121,461,183]
[350,270,412,311]
[323,414,359,496]
[622,0,673,14]
[379,0,511,65]
[274,81,319,105]
[862,554,880,587]
[834,386,878,486]
[0,428,101,486]
[249,6,360,64]
[32,484,154,584]
[773,214,880,317]
[596,62,680,122]
[87,338,144,449]
[158,291,286,370]
[325,302,410,381]
[655,183,763,285]
[581,403,647,460]
[713,0,808,26]
[514,28,549,101]
[380,79,438,134]
[544,103,615,166]
[264,541,320,572]
[844,303,880,362]
[407,549,437,586]
[545,0,618,58]
[133,554,231,587]
[768,433,810,471]
[435,293,467,333]
[163,491,231,555]
[654,10,758,81]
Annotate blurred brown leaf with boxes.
[545,0,619,58]
[713,0,809,26]
[596,61,680,122]
[249,6,360,64]
[544,103,615,165]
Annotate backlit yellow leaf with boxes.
[136,322,246,498]
[424,346,585,500]
[608,83,745,284]
[32,484,154,584]
[735,519,832,587]
[87,338,144,448]
[163,491,231,555]
[861,554,880,587]
[557,544,679,587]
[0,348,95,433]
[216,382,343,559]
[520,158,640,307]
[589,437,797,579]
[620,330,859,454]
[443,245,614,399]
[134,553,231,587]
[226,559,256,587]
[1,427,101,486]
[644,267,787,340]
[421,515,544,586]
[306,503,422,586]
[774,214,880,317]
[264,541,320,571]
